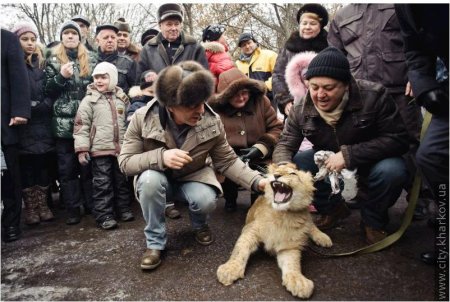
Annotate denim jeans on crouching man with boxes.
[293,149,408,230]
[136,169,218,250]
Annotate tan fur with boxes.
[217,163,332,299]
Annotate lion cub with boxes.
[217,163,332,298]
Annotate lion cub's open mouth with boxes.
[270,181,293,204]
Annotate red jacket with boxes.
[202,41,235,90]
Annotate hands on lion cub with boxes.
[217,163,332,299]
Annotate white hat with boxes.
[92,62,118,91]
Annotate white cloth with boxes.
[313,150,356,194]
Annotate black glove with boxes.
[240,147,263,162]
[417,89,449,116]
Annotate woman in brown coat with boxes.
[208,68,283,211]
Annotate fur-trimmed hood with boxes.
[128,86,142,98]
[208,68,266,111]
[285,29,328,54]
[155,61,214,107]
[285,51,317,101]
[126,42,141,55]
[202,41,227,54]
[147,31,197,46]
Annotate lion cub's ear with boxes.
[296,170,315,190]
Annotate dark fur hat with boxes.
[141,28,159,46]
[157,3,184,23]
[155,61,214,107]
[114,18,130,33]
[296,4,329,28]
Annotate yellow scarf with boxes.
[314,91,349,126]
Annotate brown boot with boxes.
[364,225,387,245]
[22,187,40,225]
[165,205,181,219]
[35,185,54,221]
[141,249,161,270]
[194,225,214,246]
[315,200,351,230]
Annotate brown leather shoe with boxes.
[194,225,214,246]
[141,249,161,270]
[315,201,351,230]
[165,205,181,219]
[364,225,387,245]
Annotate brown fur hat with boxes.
[155,61,215,107]
[212,68,266,107]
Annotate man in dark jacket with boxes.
[273,47,409,244]
[395,4,449,265]
[137,3,209,79]
[327,4,427,217]
[95,24,137,95]
[1,29,31,242]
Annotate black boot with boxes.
[2,226,21,243]
[222,178,238,212]
[421,251,436,265]
[66,207,81,225]
[60,179,81,225]
[224,199,237,212]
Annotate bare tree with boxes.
[3,3,343,52]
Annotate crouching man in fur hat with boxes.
[118,61,267,270]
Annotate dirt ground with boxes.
[1,186,436,301]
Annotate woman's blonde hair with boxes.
[300,12,322,24]
[52,42,91,77]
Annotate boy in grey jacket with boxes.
[74,62,133,230]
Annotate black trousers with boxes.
[91,156,130,222]
[222,177,259,205]
[416,114,449,199]
[56,138,92,210]
[392,93,422,190]
[20,153,53,188]
[1,144,22,229]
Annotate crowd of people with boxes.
[1,3,448,270]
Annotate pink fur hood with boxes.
[285,51,317,101]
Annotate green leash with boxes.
[309,112,433,257]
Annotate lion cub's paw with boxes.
[312,231,333,248]
[217,260,245,286]
[282,272,314,299]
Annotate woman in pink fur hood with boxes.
[285,51,317,102]
[285,51,317,154]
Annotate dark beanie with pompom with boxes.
[305,46,351,83]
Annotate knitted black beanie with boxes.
[305,46,351,83]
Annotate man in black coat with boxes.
[1,29,31,242]
[395,4,449,266]
[137,3,209,80]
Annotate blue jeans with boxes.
[135,170,218,250]
[293,149,408,229]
